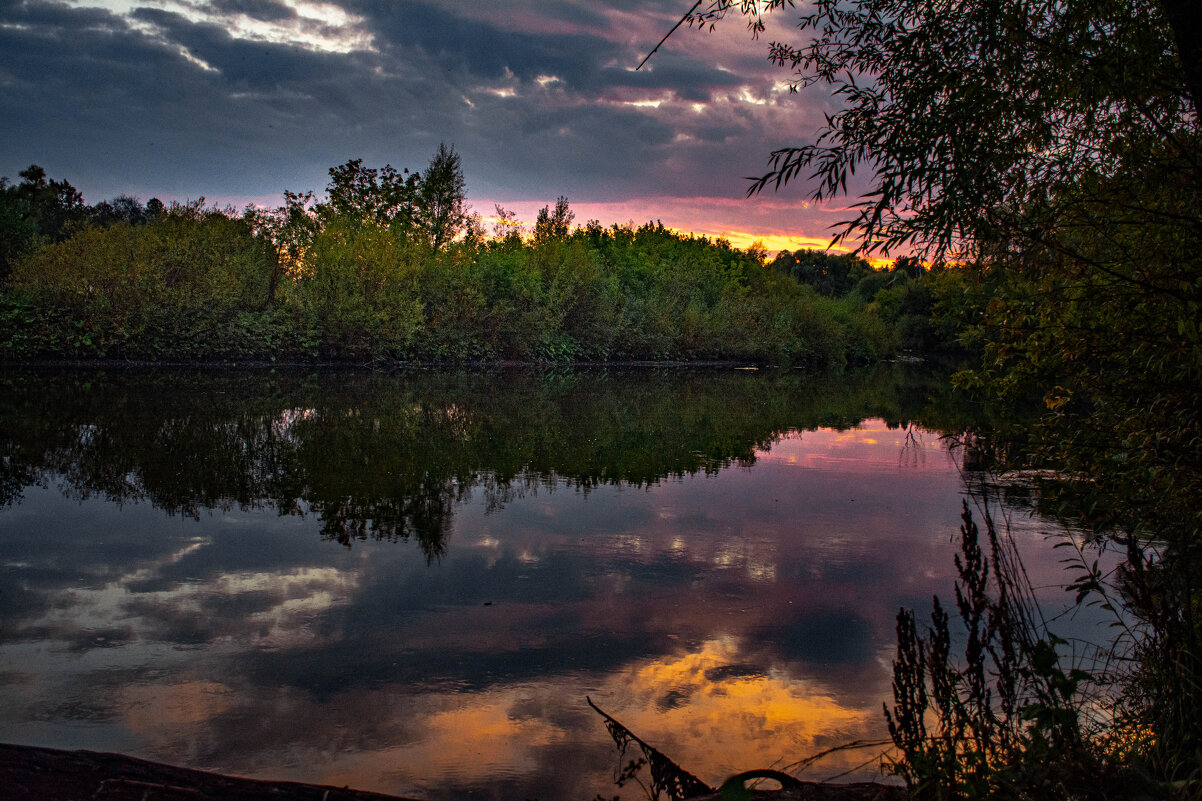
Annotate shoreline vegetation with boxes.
[0,158,960,369]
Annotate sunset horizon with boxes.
[1,0,869,259]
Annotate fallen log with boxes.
[693,770,910,801]
[0,742,424,801]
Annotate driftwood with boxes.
[691,773,910,801]
[586,698,909,801]
[0,742,423,801]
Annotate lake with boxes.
[0,366,1111,800]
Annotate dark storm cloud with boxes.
[0,0,824,232]
[2,0,119,31]
[536,1,612,29]
[0,3,173,88]
[599,57,744,101]
[1,1,407,195]
[130,6,340,87]
[354,1,746,99]
[359,0,614,86]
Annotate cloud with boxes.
[0,0,845,243]
[209,0,298,23]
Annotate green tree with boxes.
[491,204,524,245]
[0,182,38,282]
[684,0,1198,257]
[893,256,923,281]
[87,195,153,228]
[769,248,872,296]
[320,158,421,232]
[243,190,320,302]
[10,165,86,241]
[416,142,470,254]
[668,0,1202,792]
[533,196,574,244]
[0,165,85,280]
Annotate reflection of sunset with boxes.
[252,637,883,796]
[602,638,878,783]
[320,691,568,791]
[123,681,233,732]
[757,425,954,474]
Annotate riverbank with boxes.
[1,743,421,801]
[0,742,909,801]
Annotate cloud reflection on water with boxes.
[0,369,1105,801]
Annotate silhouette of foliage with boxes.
[417,142,470,254]
[0,366,966,561]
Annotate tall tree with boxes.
[491,204,524,244]
[663,0,1201,790]
[88,195,152,227]
[417,143,469,254]
[533,196,574,244]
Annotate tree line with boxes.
[0,146,958,366]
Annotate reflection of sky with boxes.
[0,420,1116,800]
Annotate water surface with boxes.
[0,367,1105,800]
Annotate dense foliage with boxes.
[0,152,946,367]
[682,0,1201,796]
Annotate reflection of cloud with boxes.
[319,690,568,791]
[123,567,358,648]
[599,638,876,783]
[119,641,881,797]
[13,550,359,653]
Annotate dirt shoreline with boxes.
[1,742,909,800]
[0,742,423,801]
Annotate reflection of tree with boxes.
[312,478,455,562]
[0,366,973,560]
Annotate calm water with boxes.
[0,367,1108,800]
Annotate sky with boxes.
[0,0,861,252]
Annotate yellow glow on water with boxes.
[396,698,565,774]
[318,691,568,790]
[607,639,875,781]
[304,639,882,794]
